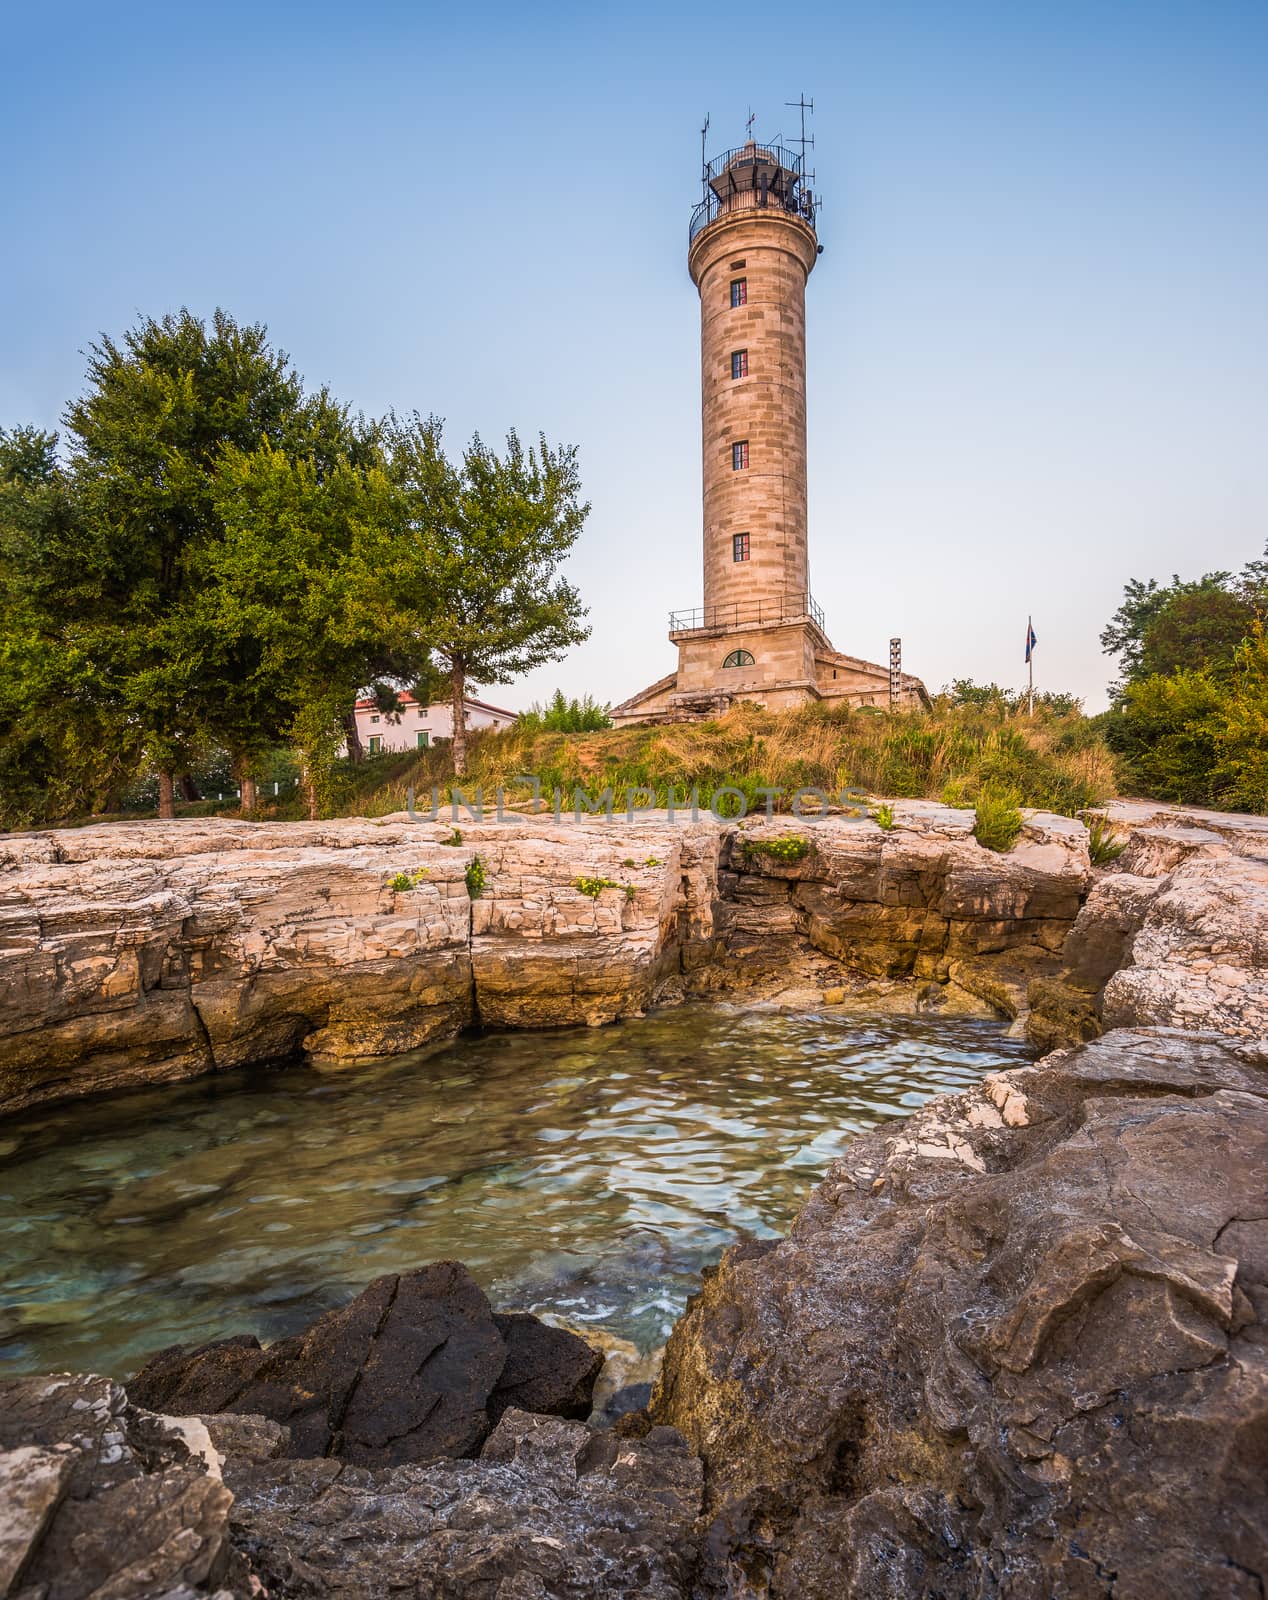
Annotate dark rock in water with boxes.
[129,1260,603,1466]
[653,1029,1268,1598]
[0,1372,252,1598]
[227,1406,703,1599]
[491,1311,605,1423]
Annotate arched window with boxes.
[722,649,755,668]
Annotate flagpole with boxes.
[1027,615,1034,717]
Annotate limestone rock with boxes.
[0,1443,76,1595]
[731,808,1090,979]
[226,1408,703,1600]
[128,1263,603,1466]
[1103,853,1268,1040]
[1090,799,1268,863]
[1060,869,1160,990]
[0,1373,251,1599]
[651,1030,1268,1597]
[195,1413,290,1466]
[5,802,1267,1116]
[0,817,701,1113]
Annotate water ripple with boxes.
[0,1004,1030,1372]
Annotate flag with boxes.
[1025,620,1037,664]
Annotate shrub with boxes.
[519,690,612,733]
[743,833,812,863]
[1086,815,1125,866]
[871,802,895,831]
[973,787,1023,853]
[388,867,430,892]
[465,854,487,898]
[574,875,622,898]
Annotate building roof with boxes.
[352,691,518,718]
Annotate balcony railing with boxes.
[669,594,826,633]
[689,142,818,243]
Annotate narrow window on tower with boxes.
[730,278,747,308]
[732,440,749,471]
[731,349,748,379]
[733,532,750,562]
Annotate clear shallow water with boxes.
[0,1005,1031,1376]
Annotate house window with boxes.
[731,350,748,379]
[732,440,749,471]
[722,649,755,668]
[730,278,747,308]
[417,730,430,749]
[732,532,750,562]
[370,714,380,723]
[368,735,381,754]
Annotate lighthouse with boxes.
[612,118,927,724]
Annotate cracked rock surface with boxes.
[127,1262,604,1467]
[0,1372,252,1599]
[651,1029,1268,1598]
[226,1408,703,1599]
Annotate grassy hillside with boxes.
[325,701,1120,824]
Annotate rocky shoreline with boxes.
[5,797,1263,1115]
[2,800,1266,1596]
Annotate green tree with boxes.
[1100,543,1267,811]
[1101,548,1267,695]
[204,441,429,818]
[61,308,332,815]
[1101,670,1225,803]
[378,415,591,775]
[0,427,145,825]
[1209,621,1268,811]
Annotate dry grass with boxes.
[330,700,1120,821]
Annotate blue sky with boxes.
[3,1,1265,711]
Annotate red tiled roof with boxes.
[352,692,517,718]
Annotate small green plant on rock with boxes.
[465,854,487,897]
[644,856,662,866]
[388,866,430,893]
[621,858,637,868]
[743,833,812,864]
[1087,815,1125,866]
[442,828,463,846]
[574,875,623,898]
[871,803,895,831]
[973,787,1024,853]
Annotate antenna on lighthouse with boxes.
[700,112,710,205]
[745,107,756,141]
[785,94,815,166]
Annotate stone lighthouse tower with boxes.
[612,122,926,724]
[692,142,818,641]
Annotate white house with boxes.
[349,691,517,755]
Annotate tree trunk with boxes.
[157,770,175,820]
[299,759,319,821]
[179,775,202,802]
[450,664,468,778]
[239,775,258,816]
[342,710,365,764]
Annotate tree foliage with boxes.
[376,414,591,774]
[1100,543,1268,811]
[0,312,593,825]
